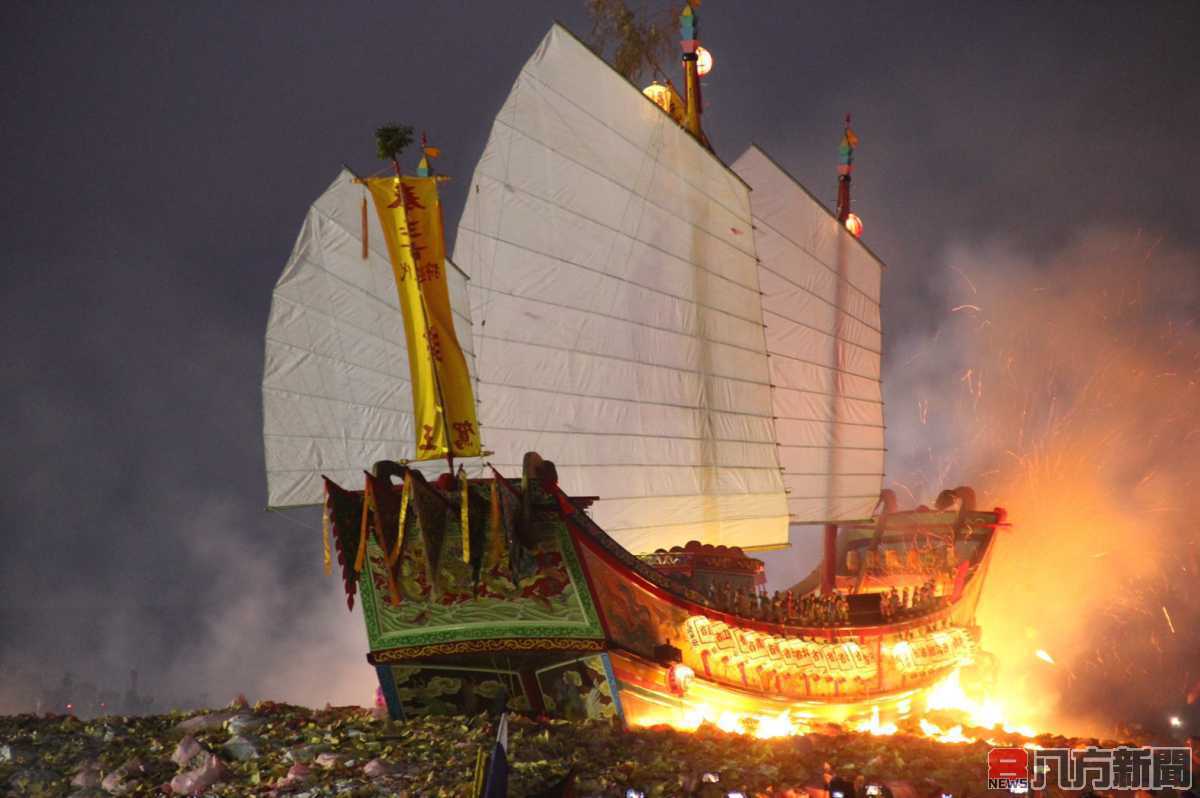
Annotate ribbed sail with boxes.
[452,25,789,553]
[263,169,476,508]
[732,146,885,523]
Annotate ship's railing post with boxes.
[821,523,838,596]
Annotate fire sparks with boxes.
[673,706,808,739]
[893,233,1200,736]
[633,668,1040,745]
[1162,605,1176,635]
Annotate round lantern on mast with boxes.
[643,81,670,106]
[696,46,713,76]
[845,213,863,238]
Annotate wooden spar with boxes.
[821,523,838,595]
[680,3,702,140]
[835,114,853,222]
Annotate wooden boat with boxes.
[261,6,1006,729]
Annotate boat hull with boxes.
[325,462,1002,729]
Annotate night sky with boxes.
[2,1,1198,714]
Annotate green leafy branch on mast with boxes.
[375,124,415,168]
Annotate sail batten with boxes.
[263,169,478,508]
[453,25,789,551]
[733,145,886,524]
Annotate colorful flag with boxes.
[366,176,481,461]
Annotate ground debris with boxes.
[0,706,1143,797]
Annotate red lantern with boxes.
[668,663,695,695]
[845,213,863,238]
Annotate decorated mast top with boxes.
[679,2,703,141]
[835,115,864,238]
[361,128,480,470]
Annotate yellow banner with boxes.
[366,176,481,460]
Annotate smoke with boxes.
[887,229,1200,737]
[0,252,374,717]
[0,496,372,717]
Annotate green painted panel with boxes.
[359,512,603,652]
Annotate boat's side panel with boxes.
[325,479,605,660]
[533,653,625,724]
[570,514,981,705]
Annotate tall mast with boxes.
[835,114,855,223]
[680,3,702,140]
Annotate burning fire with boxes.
[888,232,1200,736]
[632,667,1041,744]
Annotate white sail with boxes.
[452,25,789,553]
[732,146,885,523]
[262,169,476,508]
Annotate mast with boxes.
[824,118,856,593]
[680,3,702,140]
[835,114,855,223]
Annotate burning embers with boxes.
[630,665,1040,745]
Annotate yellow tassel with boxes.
[484,478,506,576]
[361,195,369,260]
[322,503,332,576]
[388,474,411,567]
[472,747,488,797]
[355,479,373,573]
[459,466,470,563]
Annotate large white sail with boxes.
[732,146,885,523]
[262,169,476,508]
[452,25,789,553]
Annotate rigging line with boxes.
[267,338,411,387]
[753,213,881,305]
[768,349,881,382]
[762,287,882,338]
[477,461,785,471]
[466,173,759,296]
[473,69,525,440]
[788,493,882,501]
[773,414,885,428]
[777,443,888,451]
[474,379,775,419]
[271,257,473,357]
[773,384,885,406]
[271,463,453,475]
[744,144,889,273]
[762,309,884,357]
[266,506,322,534]
[312,199,359,481]
[470,283,768,358]
[514,64,755,231]
[784,472,885,477]
[526,90,670,462]
[463,230,765,328]
[311,202,472,283]
[474,332,774,390]
[478,426,776,445]
[488,116,755,263]
[491,489,786,503]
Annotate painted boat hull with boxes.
[324,459,1002,730]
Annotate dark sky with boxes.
[2,1,1198,711]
